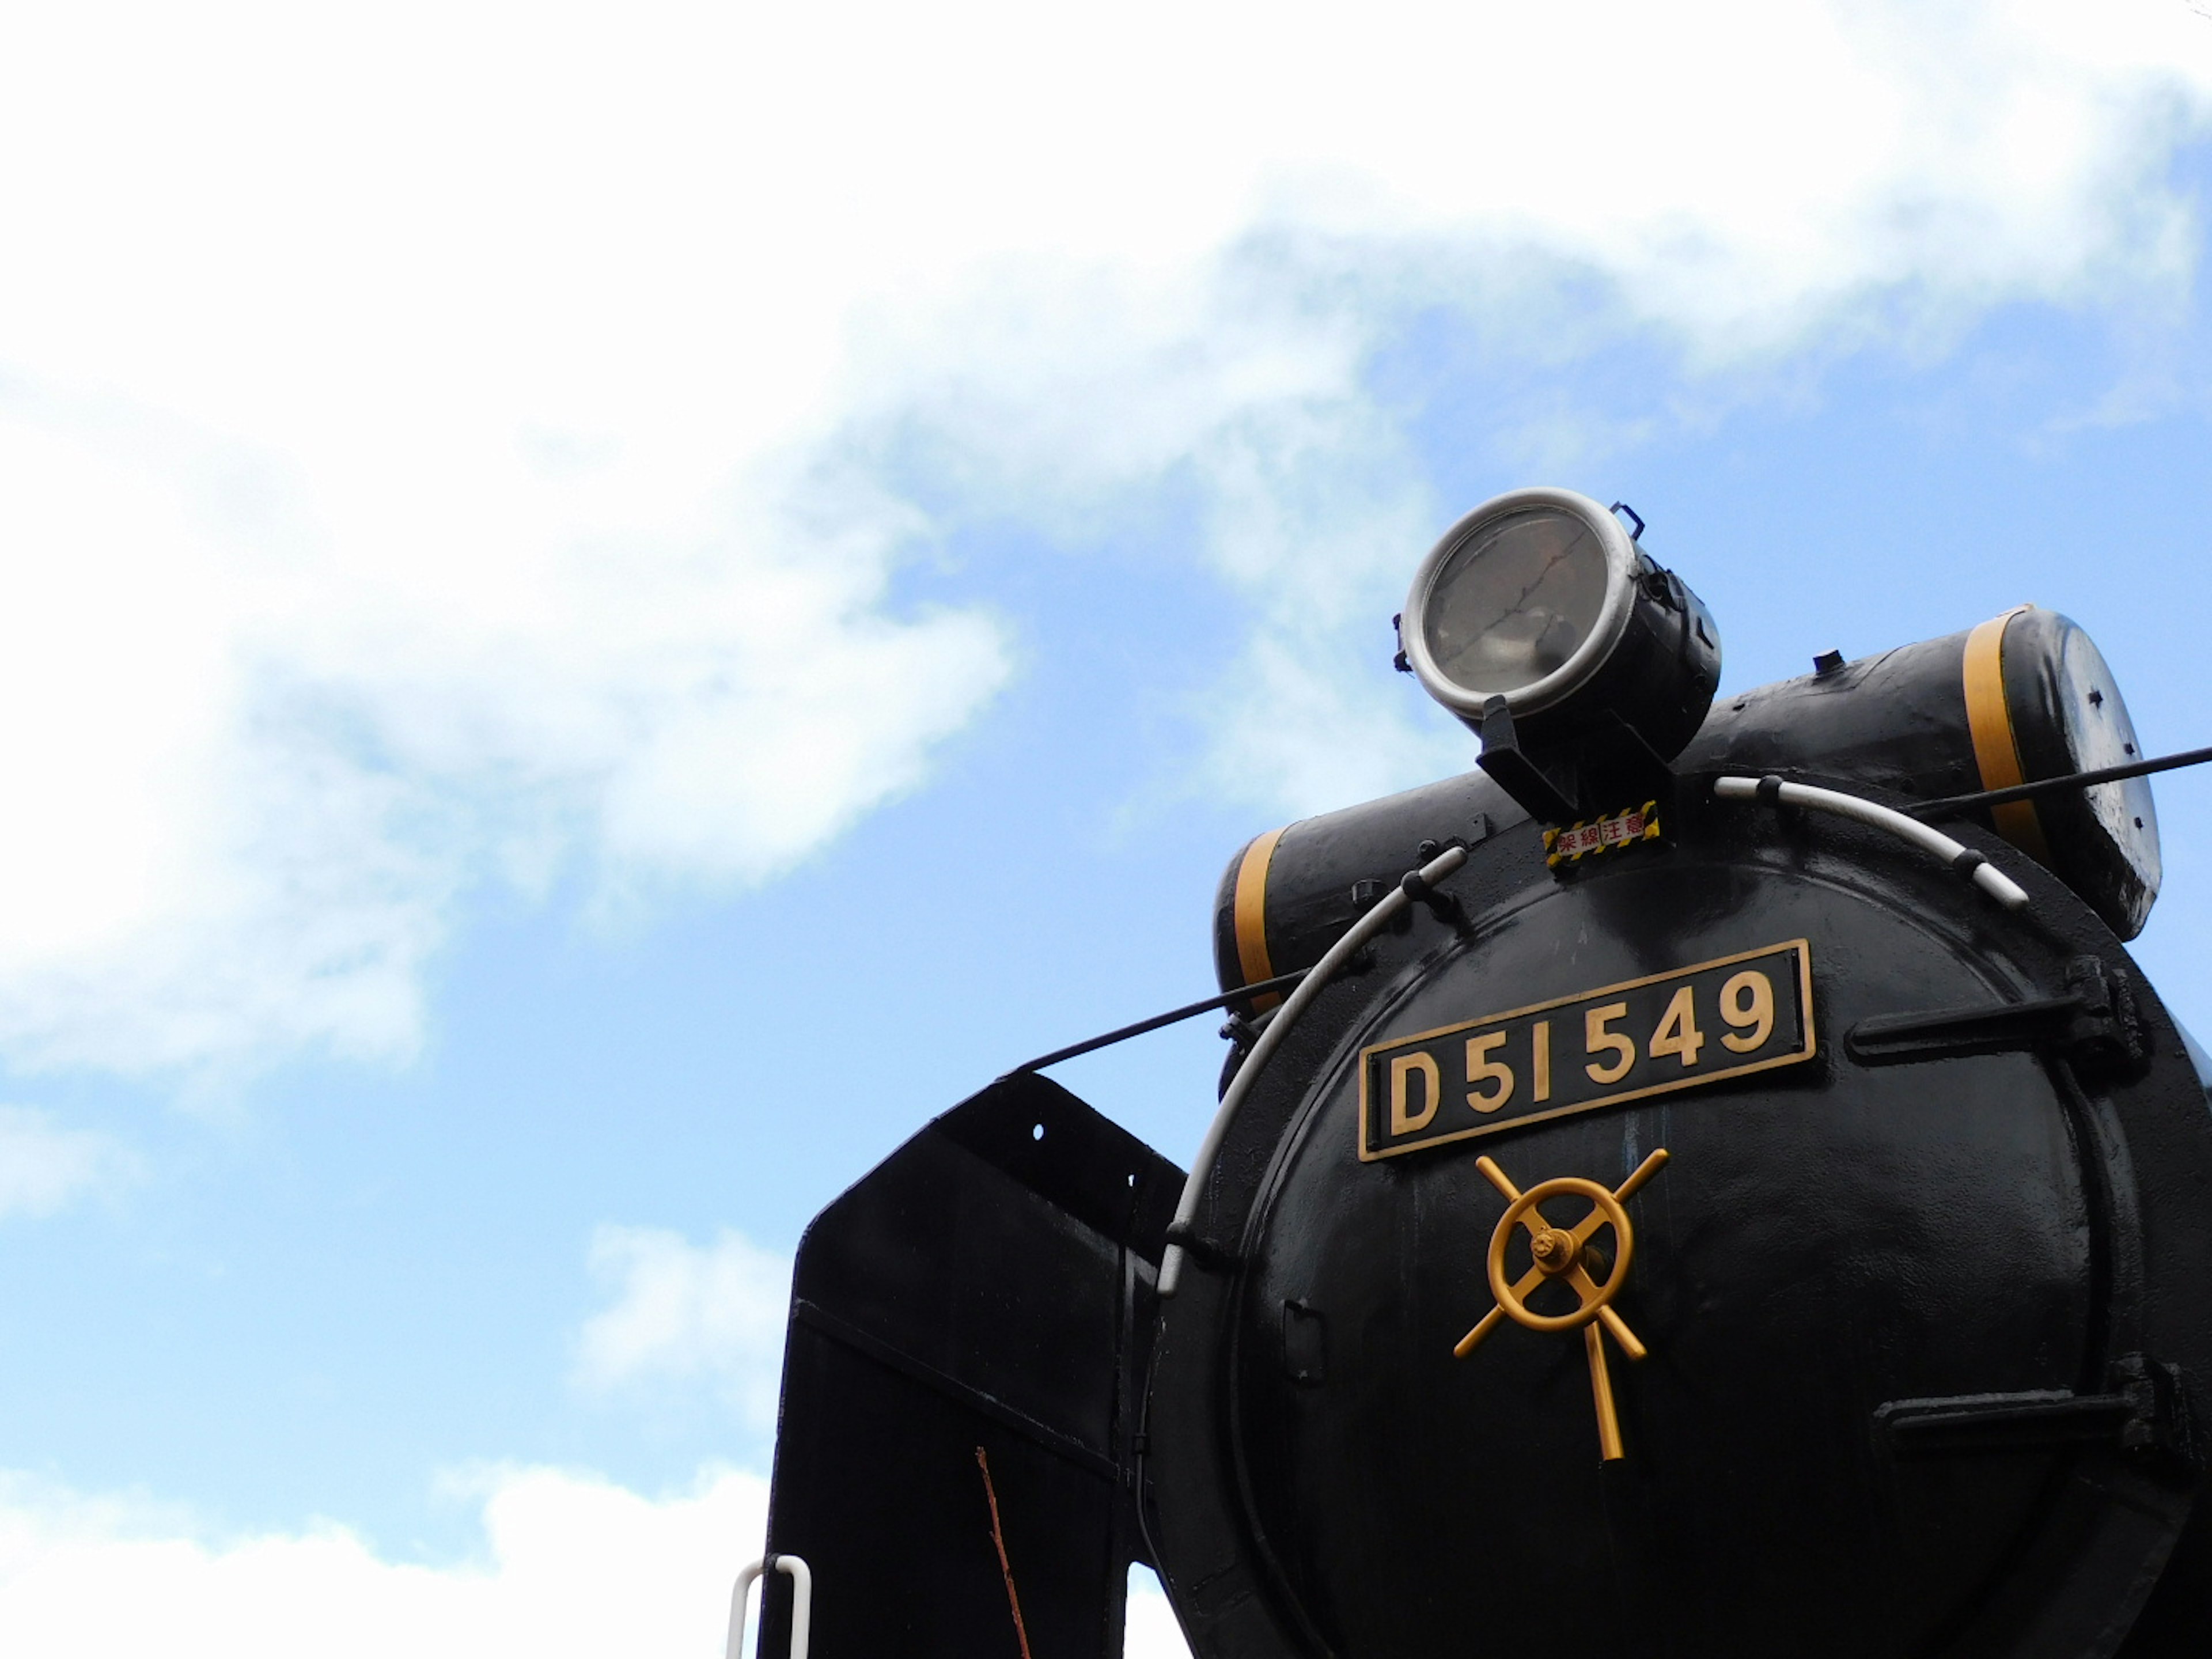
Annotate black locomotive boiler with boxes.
[745,487,2212,1659]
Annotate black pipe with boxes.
[1907,744,2212,820]
[1009,968,1311,1075]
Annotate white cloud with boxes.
[0,1107,130,1219]
[0,1465,764,1659]
[577,1227,791,1428]
[0,1463,1198,1659]
[0,1,2208,1076]
[0,384,1006,1079]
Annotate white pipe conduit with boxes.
[1159,842,1470,1298]
[1715,775,2030,911]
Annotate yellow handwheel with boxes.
[1486,1176,1634,1333]
[1454,1149,1669,1462]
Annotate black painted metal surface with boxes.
[1998,608,2161,937]
[1214,612,2163,1006]
[1150,777,2212,1659]
[767,601,2206,1659]
[759,1072,1184,1659]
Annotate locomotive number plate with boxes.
[1358,940,1815,1161]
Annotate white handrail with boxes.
[1159,842,1469,1297]
[728,1554,813,1659]
[1715,775,2030,910]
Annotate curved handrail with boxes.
[728,1554,813,1659]
[1158,842,1469,1297]
[1715,775,2029,910]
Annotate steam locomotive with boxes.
[741,487,2212,1659]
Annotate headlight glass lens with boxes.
[1419,506,1612,698]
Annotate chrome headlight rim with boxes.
[1401,485,1641,722]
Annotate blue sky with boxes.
[3,2,2212,1653]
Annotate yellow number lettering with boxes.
[1531,1019,1552,1103]
[1649,985,1705,1067]
[1721,970,1775,1052]
[1389,1051,1442,1134]
[1585,1002,1636,1084]
[1464,1032,1515,1113]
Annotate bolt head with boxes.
[1531,1226,1579,1275]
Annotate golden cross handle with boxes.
[1451,1148,1669,1461]
[1485,1177,1633,1332]
[1585,1325,1624,1461]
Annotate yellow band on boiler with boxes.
[1961,608,2052,865]
[1234,827,1286,1010]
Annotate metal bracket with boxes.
[1348,877,1414,935]
[1476,697,1579,824]
[1845,956,2145,1071]
[1397,866,1467,927]
[1162,1219,1240,1274]
[1877,1355,2196,1476]
[1478,699,1678,832]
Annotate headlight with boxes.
[1403,487,1721,769]
[1406,492,1628,714]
